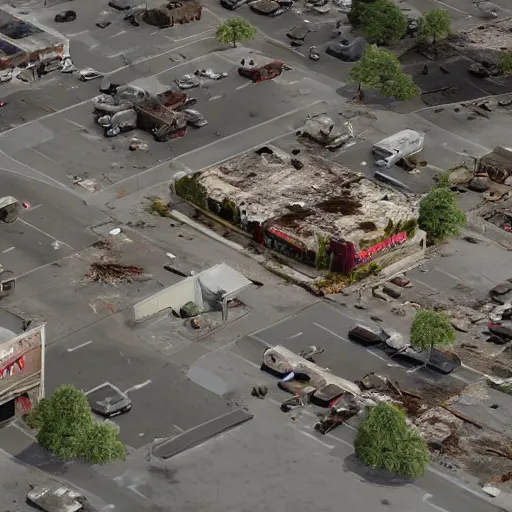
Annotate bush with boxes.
[418,187,465,244]
[355,403,429,479]
[27,384,126,464]
[498,52,512,75]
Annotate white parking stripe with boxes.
[67,340,92,352]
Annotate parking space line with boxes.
[2,247,15,254]
[67,340,93,352]
[312,322,387,362]
[18,219,74,250]
[432,0,468,15]
[288,332,303,339]
[297,428,335,450]
[236,82,251,91]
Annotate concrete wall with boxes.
[133,276,202,322]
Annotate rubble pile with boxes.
[85,262,144,284]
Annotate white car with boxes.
[372,129,425,168]
[78,68,103,81]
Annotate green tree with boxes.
[349,45,418,101]
[216,18,256,48]
[359,0,407,45]
[410,309,455,366]
[355,403,429,479]
[25,384,126,464]
[418,9,451,58]
[498,52,512,74]
[418,187,466,244]
[348,0,373,26]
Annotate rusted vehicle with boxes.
[135,101,187,141]
[142,0,202,27]
[238,56,284,83]
[157,88,197,110]
[0,196,21,223]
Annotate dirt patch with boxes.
[316,196,362,215]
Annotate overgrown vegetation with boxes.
[175,173,208,209]
[220,198,240,224]
[315,233,331,270]
[418,187,466,245]
[359,0,407,46]
[498,52,512,75]
[317,262,381,293]
[418,9,451,58]
[360,218,417,249]
[24,385,126,465]
[146,197,170,217]
[216,18,256,47]
[410,309,455,357]
[355,403,430,479]
[349,45,419,101]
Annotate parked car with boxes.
[250,0,293,16]
[27,485,97,512]
[238,56,284,82]
[183,108,207,127]
[221,0,253,9]
[54,10,77,22]
[85,383,132,418]
[372,129,425,168]
[326,37,366,62]
[348,323,461,374]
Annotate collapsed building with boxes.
[0,8,65,78]
[174,146,421,273]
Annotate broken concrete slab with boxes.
[152,409,254,459]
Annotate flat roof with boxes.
[196,146,419,248]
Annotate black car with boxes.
[348,325,390,346]
[221,0,251,9]
[326,37,366,62]
[55,10,77,22]
[86,383,132,418]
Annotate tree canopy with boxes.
[349,45,419,101]
[498,52,512,74]
[216,18,256,47]
[410,309,455,352]
[25,384,126,464]
[355,403,429,479]
[418,9,451,45]
[359,0,407,45]
[418,186,466,244]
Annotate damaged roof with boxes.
[196,146,419,248]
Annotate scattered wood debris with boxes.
[85,262,144,284]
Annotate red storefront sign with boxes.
[356,232,407,265]
[267,226,304,250]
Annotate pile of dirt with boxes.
[85,262,144,284]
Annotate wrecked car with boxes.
[109,0,137,10]
[286,23,310,42]
[238,56,284,82]
[194,68,228,80]
[143,1,202,27]
[296,113,354,150]
[79,68,103,82]
[55,10,76,22]
[0,196,21,223]
[27,485,97,512]
[261,345,361,405]
[104,109,138,137]
[183,108,207,127]
[86,382,132,418]
[348,323,461,375]
[372,129,425,168]
[326,37,366,62]
[221,0,254,9]
[175,74,201,89]
[250,0,293,16]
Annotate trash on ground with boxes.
[86,262,143,284]
[482,485,501,497]
[109,227,122,235]
[61,56,76,73]
[251,385,268,398]
[298,345,324,362]
[194,68,228,80]
[175,74,201,90]
[182,108,207,127]
[129,137,148,150]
